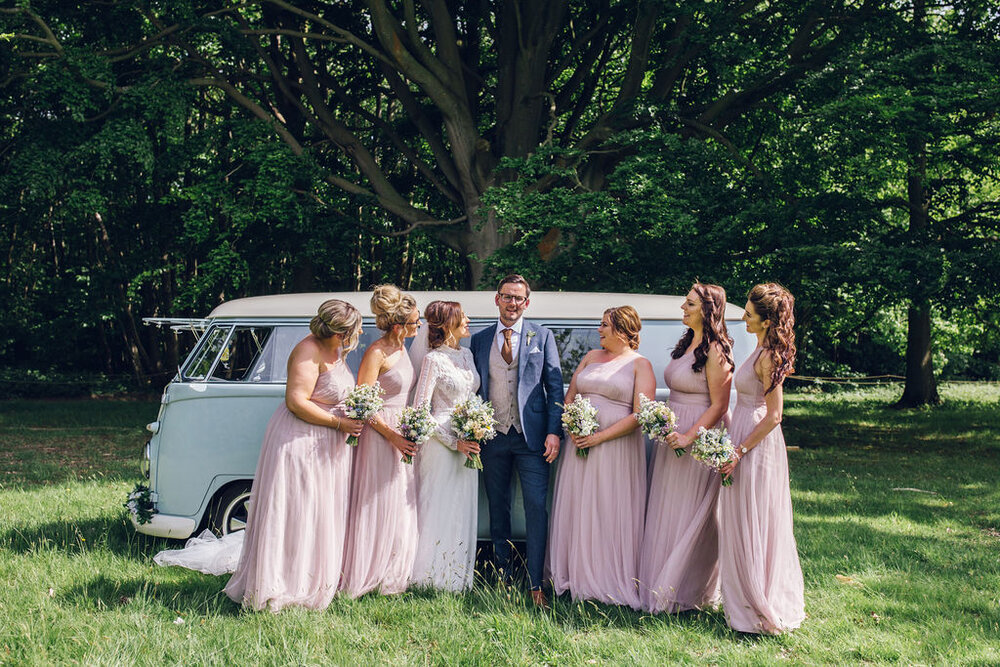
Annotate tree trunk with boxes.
[896,303,939,407]
[895,148,939,407]
[461,207,511,288]
[895,0,939,408]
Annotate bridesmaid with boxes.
[224,299,365,611]
[341,285,422,597]
[639,283,734,613]
[718,283,805,634]
[548,306,656,609]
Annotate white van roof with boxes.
[206,291,748,321]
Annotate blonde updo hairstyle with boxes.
[604,306,641,350]
[310,299,363,352]
[370,284,417,332]
[425,300,464,349]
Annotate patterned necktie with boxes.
[501,328,513,364]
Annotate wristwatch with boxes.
[740,446,748,456]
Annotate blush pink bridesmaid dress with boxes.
[340,353,418,596]
[224,360,355,611]
[639,349,726,613]
[718,348,805,633]
[548,354,646,609]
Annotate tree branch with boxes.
[189,76,308,156]
[313,68,461,204]
[1,7,63,55]
[364,0,467,117]
[675,115,763,179]
[609,0,658,114]
[379,63,463,192]
[399,0,459,89]
[287,37,457,227]
[238,28,351,44]
[98,23,183,62]
[261,0,396,69]
[359,214,468,238]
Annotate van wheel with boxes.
[208,482,252,536]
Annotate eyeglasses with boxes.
[406,318,421,326]
[498,293,527,305]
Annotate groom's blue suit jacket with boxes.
[471,321,565,451]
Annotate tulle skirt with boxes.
[548,395,646,609]
[223,404,352,611]
[639,400,723,613]
[718,402,805,633]
[340,408,418,596]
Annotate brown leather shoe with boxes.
[530,589,549,609]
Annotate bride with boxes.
[409,300,481,592]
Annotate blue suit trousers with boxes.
[481,427,550,590]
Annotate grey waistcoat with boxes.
[489,341,522,434]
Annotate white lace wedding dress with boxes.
[409,344,481,592]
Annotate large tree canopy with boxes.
[3,0,999,406]
[4,0,880,286]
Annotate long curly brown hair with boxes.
[671,283,734,373]
[424,300,463,349]
[748,283,796,395]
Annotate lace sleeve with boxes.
[435,416,458,450]
[412,353,438,408]
[413,352,457,450]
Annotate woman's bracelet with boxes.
[332,415,341,430]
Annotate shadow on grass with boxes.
[58,573,242,617]
[464,543,748,641]
[0,514,174,560]
[784,399,1000,453]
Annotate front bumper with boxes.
[131,513,197,539]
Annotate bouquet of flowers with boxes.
[635,393,680,456]
[559,396,600,459]
[397,402,436,464]
[124,482,155,525]
[690,426,738,486]
[450,394,497,470]
[343,381,385,446]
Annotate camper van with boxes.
[136,291,756,540]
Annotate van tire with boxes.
[207,482,252,536]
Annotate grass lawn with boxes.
[1,384,998,664]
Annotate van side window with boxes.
[242,325,381,383]
[210,327,274,382]
[548,326,601,379]
[184,326,231,380]
[248,326,310,383]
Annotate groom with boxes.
[472,274,564,607]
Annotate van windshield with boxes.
[181,324,382,383]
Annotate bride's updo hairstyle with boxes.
[748,282,796,395]
[671,283,735,373]
[310,299,363,352]
[370,284,417,332]
[424,300,463,349]
[604,306,641,351]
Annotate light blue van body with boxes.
[136,291,757,540]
